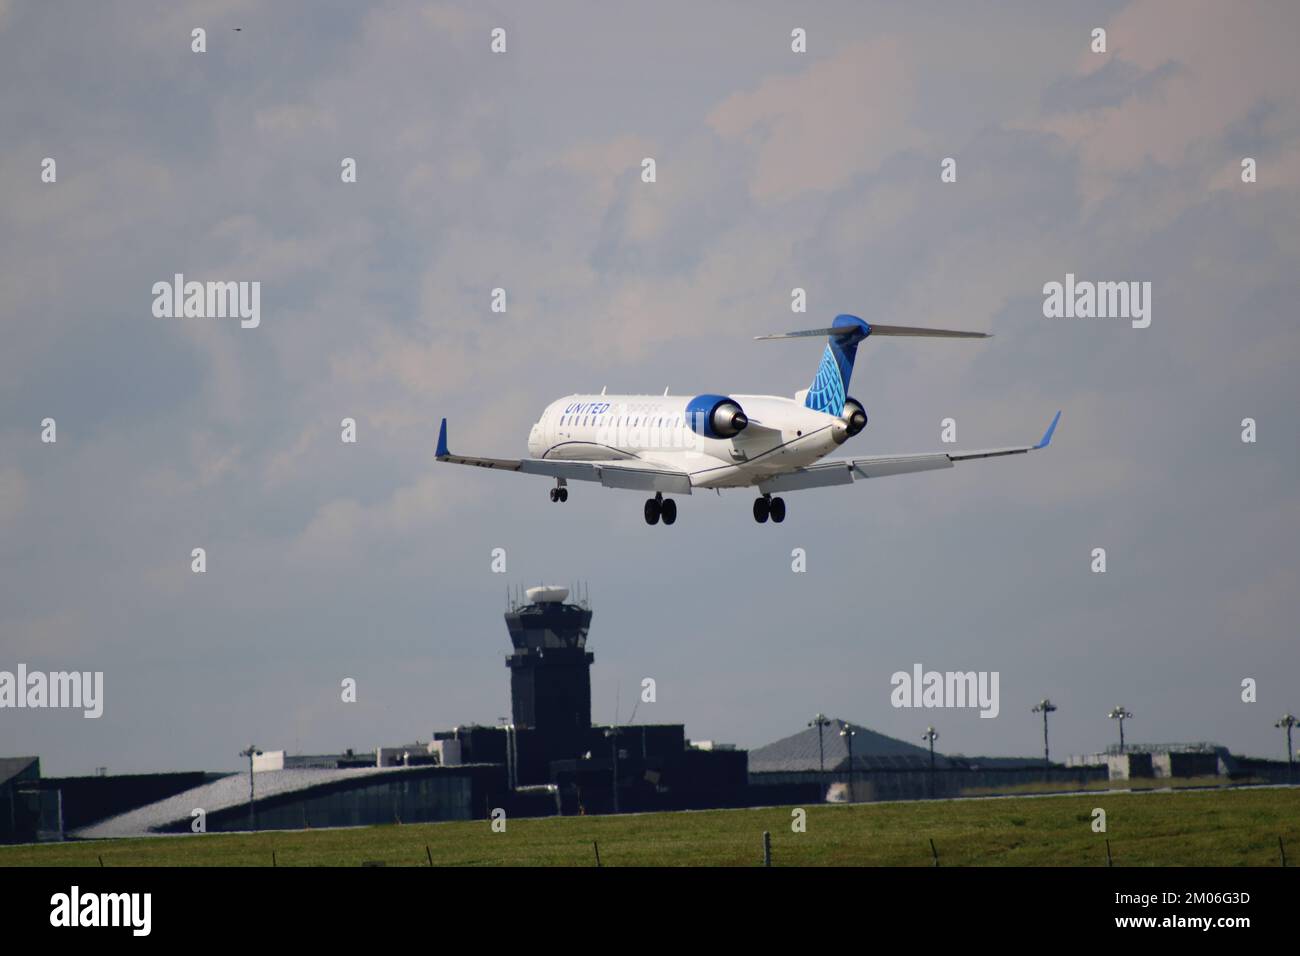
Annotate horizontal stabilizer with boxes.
[863,324,989,339]
[754,327,845,340]
[755,323,989,341]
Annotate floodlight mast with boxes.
[839,723,857,802]
[239,744,263,831]
[1032,699,1058,770]
[921,726,939,798]
[1107,706,1133,751]
[1276,714,1297,783]
[808,713,832,774]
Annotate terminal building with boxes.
[1066,742,1296,784]
[746,721,1105,801]
[60,586,753,840]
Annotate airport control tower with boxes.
[504,586,594,757]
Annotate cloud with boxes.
[708,36,920,202]
[1037,0,1300,199]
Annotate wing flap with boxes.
[757,412,1060,493]
[437,419,691,493]
[852,454,953,479]
[520,459,691,494]
[439,452,523,470]
[758,462,855,493]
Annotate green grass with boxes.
[3,787,1297,867]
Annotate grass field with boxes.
[3,787,1297,867]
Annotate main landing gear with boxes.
[753,493,786,524]
[644,492,677,526]
[549,481,568,503]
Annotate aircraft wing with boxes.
[436,419,692,494]
[756,411,1060,494]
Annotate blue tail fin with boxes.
[805,314,870,414]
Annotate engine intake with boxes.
[685,394,749,439]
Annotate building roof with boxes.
[749,720,952,773]
[74,766,435,839]
[0,756,40,788]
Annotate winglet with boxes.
[1034,411,1062,450]
[436,418,449,458]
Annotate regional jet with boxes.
[436,314,1059,525]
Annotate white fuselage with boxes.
[526,394,848,489]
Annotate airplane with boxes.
[436,313,1059,525]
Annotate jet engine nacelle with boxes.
[685,393,749,439]
[842,397,868,436]
[831,397,868,445]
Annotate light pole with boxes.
[1275,714,1297,784]
[604,727,620,813]
[239,744,262,831]
[1107,706,1133,751]
[922,726,939,798]
[839,723,856,802]
[808,713,832,775]
[1032,699,1057,770]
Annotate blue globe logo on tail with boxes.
[804,314,870,415]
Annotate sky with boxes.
[1,0,1298,776]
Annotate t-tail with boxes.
[754,313,990,415]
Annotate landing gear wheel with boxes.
[644,498,661,525]
[558,488,568,502]
[770,497,786,523]
[549,488,559,502]
[753,496,770,523]
[660,498,677,525]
